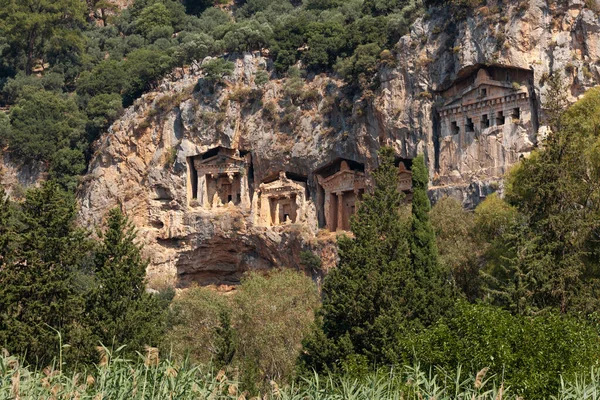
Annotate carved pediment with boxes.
[318,170,365,193]
[260,175,305,196]
[194,154,245,174]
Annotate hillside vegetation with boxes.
[0,0,429,190]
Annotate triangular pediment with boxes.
[262,178,305,192]
[198,154,243,165]
[318,169,365,193]
[443,81,517,108]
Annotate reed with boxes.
[1,349,600,399]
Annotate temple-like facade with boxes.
[438,68,534,139]
[317,160,366,232]
[185,151,415,233]
[187,147,251,209]
[253,172,309,227]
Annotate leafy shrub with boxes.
[254,70,269,87]
[430,197,480,300]
[166,286,232,365]
[234,270,319,387]
[202,58,235,84]
[406,302,600,399]
[6,90,86,163]
[262,100,278,121]
[300,250,322,273]
[167,269,319,389]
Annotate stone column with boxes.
[295,190,304,223]
[260,192,271,226]
[240,169,251,209]
[322,189,331,231]
[336,192,344,231]
[198,174,209,208]
[354,188,361,209]
[274,199,280,226]
[251,190,259,225]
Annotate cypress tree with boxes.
[0,186,13,262]
[301,147,412,371]
[0,182,90,366]
[86,208,165,359]
[301,149,456,373]
[409,154,454,325]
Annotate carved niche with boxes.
[187,147,251,209]
[253,171,308,227]
[317,160,365,232]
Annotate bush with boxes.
[166,286,232,365]
[406,302,600,399]
[234,270,319,387]
[167,269,319,390]
[7,90,86,163]
[201,58,235,84]
[430,197,480,300]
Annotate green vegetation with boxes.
[300,149,454,374]
[0,0,426,189]
[84,208,166,363]
[167,269,319,391]
[1,0,600,396]
[3,349,600,399]
[0,184,169,367]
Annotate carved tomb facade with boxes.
[253,171,309,227]
[187,147,251,209]
[436,66,537,184]
[317,160,365,232]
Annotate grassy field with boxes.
[1,349,599,399]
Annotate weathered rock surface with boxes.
[0,152,45,198]
[77,0,600,286]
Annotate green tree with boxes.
[166,286,233,365]
[76,59,128,97]
[301,147,412,372]
[6,90,86,163]
[85,208,165,360]
[0,182,90,366]
[408,154,454,325]
[0,0,85,75]
[409,302,600,399]
[0,185,14,264]
[201,58,235,85]
[123,48,173,103]
[167,269,318,391]
[430,197,480,300]
[499,88,600,314]
[85,93,124,138]
[48,148,87,192]
[135,2,172,38]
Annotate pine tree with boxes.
[86,208,165,359]
[408,154,454,325]
[498,87,600,315]
[0,182,90,366]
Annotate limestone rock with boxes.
[77,1,600,286]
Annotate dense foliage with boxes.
[167,269,319,391]
[1,0,600,396]
[0,185,167,367]
[300,149,454,374]
[0,0,425,191]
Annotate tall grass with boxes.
[2,348,600,399]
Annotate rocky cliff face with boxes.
[77,0,600,287]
